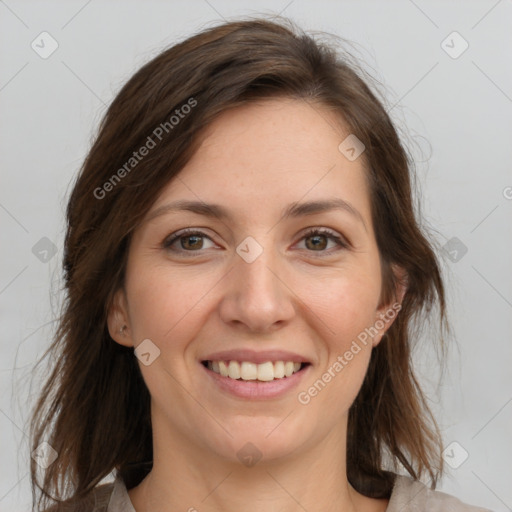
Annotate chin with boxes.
[206,419,307,466]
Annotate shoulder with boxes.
[42,480,117,512]
[388,475,493,512]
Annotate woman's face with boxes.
[110,98,402,465]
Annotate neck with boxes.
[127,409,386,512]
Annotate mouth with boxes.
[201,360,311,382]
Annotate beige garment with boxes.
[54,474,494,511]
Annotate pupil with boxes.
[307,235,326,250]
[183,235,202,250]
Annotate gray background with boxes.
[1,1,511,510]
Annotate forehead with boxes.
[152,98,372,225]
[196,98,351,171]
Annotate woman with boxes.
[30,17,492,512]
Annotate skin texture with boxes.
[108,98,405,512]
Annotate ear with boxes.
[373,264,408,347]
[107,287,133,347]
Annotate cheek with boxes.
[125,260,220,345]
[304,262,382,346]
[300,275,379,413]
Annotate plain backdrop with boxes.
[1,1,511,511]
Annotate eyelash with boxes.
[162,227,349,257]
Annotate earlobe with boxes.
[107,288,133,347]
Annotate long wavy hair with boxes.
[29,16,448,510]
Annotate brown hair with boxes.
[30,16,447,510]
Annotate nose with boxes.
[218,241,296,333]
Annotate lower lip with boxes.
[201,362,310,399]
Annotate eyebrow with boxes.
[146,198,367,230]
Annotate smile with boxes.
[201,359,311,399]
[203,360,308,381]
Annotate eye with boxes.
[162,229,217,254]
[162,227,349,257]
[296,228,349,253]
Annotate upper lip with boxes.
[202,349,311,365]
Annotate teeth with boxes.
[257,362,274,381]
[273,361,285,378]
[206,360,305,381]
[219,361,229,377]
[228,360,241,379]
